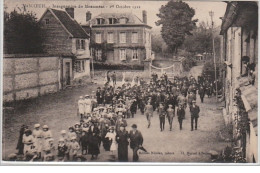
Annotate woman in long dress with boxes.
[105,127,117,156]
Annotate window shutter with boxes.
[76,40,80,50]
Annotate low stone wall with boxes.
[3,55,60,102]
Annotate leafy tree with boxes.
[4,8,44,54]
[183,22,221,60]
[156,0,197,54]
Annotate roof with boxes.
[40,8,89,39]
[220,1,258,35]
[84,12,152,28]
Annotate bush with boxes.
[91,62,144,70]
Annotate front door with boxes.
[65,62,71,85]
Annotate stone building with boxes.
[82,11,152,65]
[39,8,91,86]
[220,1,258,163]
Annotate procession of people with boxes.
[11,71,217,162]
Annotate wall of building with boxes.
[40,10,72,55]
[74,59,91,79]
[91,26,151,64]
[3,55,60,102]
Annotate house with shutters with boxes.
[220,1,258,163]
[39,8,91,87]
[82,11,152,65]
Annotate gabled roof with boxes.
[39,8,89,39]
[84,12,151,28]
[94,13,144,24]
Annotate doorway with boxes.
[65,62,71,85]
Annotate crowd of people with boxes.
[10,71,217,162]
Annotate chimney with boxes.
[142,10,147,24]
[65,8,74,18]
[86,11,92,21]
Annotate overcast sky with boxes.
[5,0,227,30]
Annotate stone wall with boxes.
[3,55,60,102]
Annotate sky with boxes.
[4,0,227,31]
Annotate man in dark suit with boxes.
[190,100,200,131]
[177,104,185,130]
[129,124,143,162]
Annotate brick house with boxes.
[39,8,91,87]
[82,11,152,65]
[220,1,258,163]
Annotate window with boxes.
[95,49,102,61]
[119,18,127,24]
[81,40,85,50]
[120,32,126,43]
[45,19,49,25]
[76,39,85,50]
[109,18,116,24]
[107,32,114,43]
[75,60,85,73]
[76,39,80,50]
[132,49,138,60]
[96,33,102,43]
[132,32,138,43]
[119,49,126,60]
[97,18,104,25]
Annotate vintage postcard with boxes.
[1,0,258,165]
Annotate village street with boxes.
[2,66,230,162]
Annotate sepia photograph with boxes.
[0,0,258,164]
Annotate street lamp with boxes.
[209,11,218,101]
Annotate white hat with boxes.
[34,124,40,128]
[85,95,90,97]
[42,125,48,129]
[60,130,66,134]
[79,96,83,99]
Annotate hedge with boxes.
[91,62,144,70]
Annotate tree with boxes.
[156,0,197,55]
[4,8,44,54]
[183,22,221,60]
[151,33,163,54]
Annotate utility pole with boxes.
[209,11,218,101]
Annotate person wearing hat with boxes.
[16,124,28,155]
[57,138,68,161]
[78,96,85,119]
[96,87,103,105]
[67,127,77,145]
[177,104,185,130]
[130,98,138,118]
[68,136,80,161]
[198,84,206,103]
[144,101,153,128]
[84,95,92,116]
[190,100,200,131]
[167,104,175,131]
[22,129,34,155]
[129,124,144,162]
[79,129,89,156]
[105,126,117,157]
[158,103,166,132]
[32,124,43,158]
[88,125,100,160]
[116,124,129,162]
